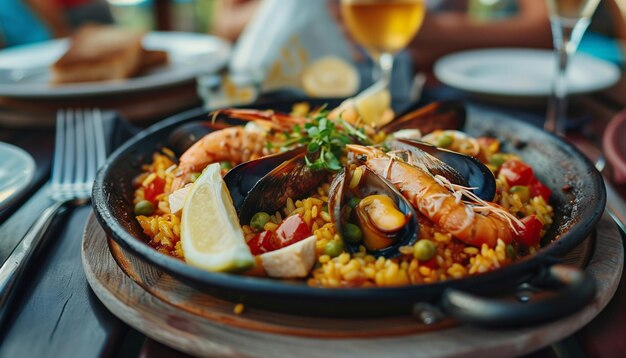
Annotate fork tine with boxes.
[84,109,97,186]
[51,110,65,187]
[62,109,75,190]
[75,109,86,186]
[93,108,107,168]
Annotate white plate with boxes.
[434,48,621,97]
[0,32,231,98]
[0,142,36,211]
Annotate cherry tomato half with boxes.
[516,215,543,247]
[529,177,552,202]
[247,231,275,256]
[144,177,166,203]
[271,215,312,250]
[499,159,534,187]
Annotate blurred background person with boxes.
[410,0,553,70]
[0,0,112,48]
[206,0,625,71]
[211,0,261,42]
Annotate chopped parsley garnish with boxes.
[281,109,371,171]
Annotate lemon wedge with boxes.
[180,163,254,272]
[352,85,393,127]
[329,80,393,128]
[301,56,360,98]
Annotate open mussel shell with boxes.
[236,150,327,224]
[329,166,418,258]
[224,147,306,213]
[382,100,466,135]
[390,138,496,201]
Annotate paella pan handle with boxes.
[438,264,595,327]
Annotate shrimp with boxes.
[172,127,268,190]
[213,109,306,132]
[347,145,517,248]
[171,109,305,191]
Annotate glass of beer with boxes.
[544,0,601,135]
[340,0,426,86]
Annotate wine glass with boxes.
[340,0,426,87]
[544,0,601,135]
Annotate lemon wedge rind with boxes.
[180,163,254,273]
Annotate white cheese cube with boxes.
[259,235,317,278]
[168,185,191,215]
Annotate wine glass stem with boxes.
[548,47,570,136]
[545,17,591,135]
[378,52,394,86]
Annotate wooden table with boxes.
[0,71,624,357]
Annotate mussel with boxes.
[224,147,306,213]
[388,138,496,201]
[328,166,418,258]
[226,149,327,224]
[382,100,466,135]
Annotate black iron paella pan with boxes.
[92,99,606,326]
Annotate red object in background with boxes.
[55,0,89,8]
[603,109,626,184]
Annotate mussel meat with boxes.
[328,166,418,258]
[388,138,496,201]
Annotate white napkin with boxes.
[229,0,354,91]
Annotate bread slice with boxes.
[51,25,144,84]
[136,49,169,75]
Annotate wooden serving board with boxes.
[82,212,623,358]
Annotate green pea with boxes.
[250,212,271,232]
[324,240,345,258]
[413,239,436,261]
[220,161,233,171]
[347,197,361,209]
[506,244,518,260]
[489,154,508,168]
[321,203,328,213]
[189,172,201,183]
[510,185,530,203]
[436,133,454,148]
[134,200,154,216]
[343,223,362,243]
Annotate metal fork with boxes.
[0,108,106,326]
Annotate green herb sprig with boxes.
[282,110,371,172]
